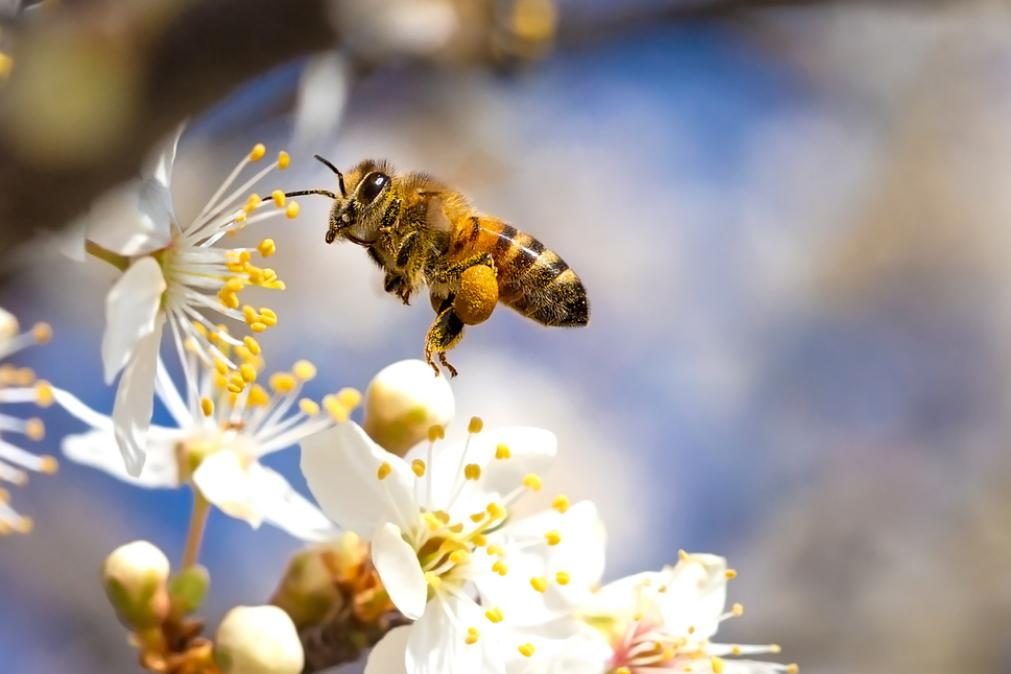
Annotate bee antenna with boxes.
[277,189,338,200]
[314,154,347,197]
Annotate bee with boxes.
[286,155,589,376]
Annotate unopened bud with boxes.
[102,540,171,629]
[169,564,210,616]
[215,605,304,674]
[271,533,366,628]
[363,359,454,456]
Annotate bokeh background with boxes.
[4,1,1011,673]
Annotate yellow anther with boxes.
[259,308,278,325]
[731,602,744,616]
[769,645,782,654]
[530,576,548,593]
[486,502,506,520]
[465,627,480,645]
[323,394,350,423]
[239,363,258,383]
[191,322,208,338]
[449,549,469,564]
[286,201,300,219]
[495,443,511,460]
[428,424,445,442]
[211,359,228,377]
[377,462,392,480]
[711,657,724,674]
[492,560,508,576]
[249,143,267,161]
[615,668,632,674]
[464,463,482,481]
[271,190,286,208]
[35,381,54,407]
[14,517,34,534]
[422,512,442,531]
[234,211,248,224]
[434,510,450,524]
[247,384,270,407]
[449,522,464,534]
[470,512,485,523]
[555,571,570,586]
[293,360,317,381]
[412,459,426,477]
[522,473,542,492]
[551,494,570,513]
[687,625,696,635]
[258,238,277,257]
[269,373,297,394]
[242,305,257,322]
[250,321,267,333]
[299,399,321,416]
[544,530,561,546]
[518,643,535,658]
[484,607,504,623]
[424,571,442,590]
[725,568,738,580]
[38,456,58,475]
[24,418,45,441]
[200,398,214,417]
[277,151,291,169]
[730,647,743,656]
[468,416,484,433]
[786,665,799,674]
[0,53,12,79]
[32,322,52,344]
[225,277,245,293]
[337,387,362,410]
[241,337,261,356]
[486,544,504,557]
[471,533,486,547]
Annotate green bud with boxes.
[102,540,171,629]
[169,564,210,616]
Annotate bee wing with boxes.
[422,193,454,234]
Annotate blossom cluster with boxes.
[5,129,794,674]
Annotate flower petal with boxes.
[144,125,182,189]
[300,422,416,536]
[658,553,728,640]
[365,625,412,674]
[406,594,483,674]
[101,257,166,383]
[192,451,261,527]
[87,179,173,256]
[249,464,340,541]
[63,427,180,488]
[112,316,163,477]
[477,427,557,498]
[372,522,427,620]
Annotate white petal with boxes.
[372,522,427,620]
[144,125,182,188]
[586,571,664,621]
[248,464,341,541]
[406,594,482,674]
[365,625,411,674]
[192,451,261,527]
[300,422,416,536]
[63,428,180,488]
[719,660,790,674]
[87,179,173,256]
[659,553,728,639]
[478,427,557,497]
[101,257,166,383]
[112,317,163,477]
[293,53,349,149]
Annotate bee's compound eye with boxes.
[358,172,390,204]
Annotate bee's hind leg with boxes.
[424,300,464,377]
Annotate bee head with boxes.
[318,157,393,246]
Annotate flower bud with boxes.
[363,359,454,456]
[102,540,171,629]
[215,605,304,674]
[271,532,367,628]
[169,564,210,616]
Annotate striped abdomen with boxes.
[448,216,589,327]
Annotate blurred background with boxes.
[3,0,1011,673]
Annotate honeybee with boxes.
[287,155,589,376]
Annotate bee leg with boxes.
[424,304,465,378]
[383,271,412,305]
[435,253,495,284]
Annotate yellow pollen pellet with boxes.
[731,602,744,616]
[277,151,291,169]
[286,201,300,219]
[485,607,504,623]
[24,418,44,441]
[544,530,561,546]
[35,381,54,407]
[492,560,508,576]
[486,502,506,520]
[518,643,535,658]
[464,463,482,481]
[200,397,214,417]
[270,373,297,394]
[711,657,724,673]
[428,424,445,442]
[243,336,261,355]
[38,455,58,474]
[465,627,480,645]
[323,394,350,423]
[299,399,321,416]
[337,387,362,410]
[377,462,392,480]
[725,569,738,580]
[259,238,278,257]
[240,363,258,383]
[530,576,548,593]
[522,473,542,492]
[412,459,426,477]
[249,143,267,161]
[292,360,317,381]
[271,190,286,208]
[555,571,570,586]
[32,322,52,344]
[551,494,570,513]
[495,443,511,460]
[471,533,486,547]
[486,544,504,557]
[468,416,484,433]
[449,549,469,564]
